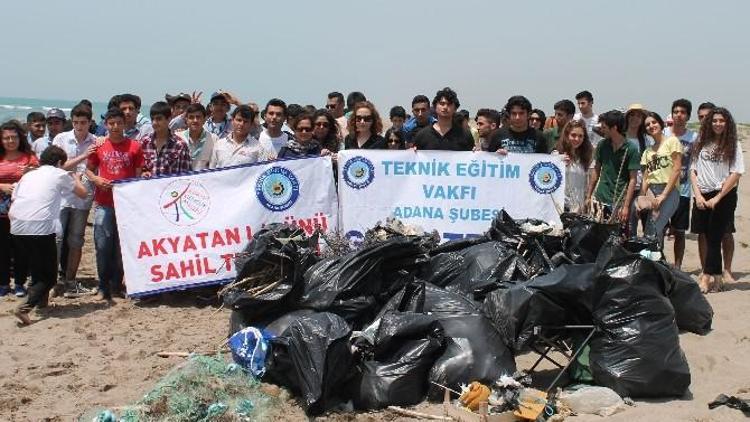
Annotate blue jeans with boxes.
[93,205,123,298]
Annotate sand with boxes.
[1,133,749,422]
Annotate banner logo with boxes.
[342,156,375,189]
[160,180,211,226]
[255,166,300,212]
[528,162,562,194]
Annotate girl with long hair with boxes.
[556,119,593,213]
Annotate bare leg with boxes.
[722,233,735,283]
[673,232,686,270]
[698,234,706,272]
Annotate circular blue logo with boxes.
[528,162,563,194]
[342,156,375,189]
[345,230,365,248]
[255,166,300,212]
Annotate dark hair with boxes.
[475,108,501,126]
[698,102,716,112]
[644,111,665,132]
[557,120,593,169]
[104,107,125,122]
[312,109,340,151]
[265,98,287,116]
[693,107,737,166]
[389,106,407,119]
[346,92,366,110]
[304,105,316,114]
[232,105,256,121]
[287,103,304,119]
[530,109,546,125]
[598,110,626,133]
[386,129,405,149]
[347,101,383,136]
[553,99,576,116]
[625,108,648,153]
[78,99,93,109]
[149,101,172,120]
[71,104,93,120]
[575,90,593,102]
[671,98,692,116]
[293,113,314,131]
[327,92,344,104]
[432,87,460,109]
[505,95,532,113]
[107,95,121,110]
[0,120,31,155]
[185,103,207,117]
[457,109,471,122]
[26,111,46,124]
[39,145,68,167]
[411,95,430,107]
[118,93,141,110]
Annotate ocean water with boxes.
[0,96,108,123]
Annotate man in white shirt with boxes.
[179,103,216,171]
[11,146,87,325]
[257,98,291,158]
[209,105,273,169]
[51,104,98,298]
[574,90,603,145]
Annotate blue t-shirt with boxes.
[664,127,697,197]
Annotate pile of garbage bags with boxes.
[222,213,713,415]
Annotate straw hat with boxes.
[625,103,647,118]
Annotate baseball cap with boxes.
[46,108,66,121]
[210,91,229,103]
[165,93,191,104]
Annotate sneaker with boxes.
[14,285,27,297]
[63,282,94,298]
[0,286,9,297]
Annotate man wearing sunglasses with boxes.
[412,87,474,151]
[326,92,347,140]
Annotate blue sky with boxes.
[2,0,749,120]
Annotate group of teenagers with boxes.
[0,87,743,325]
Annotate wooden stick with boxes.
[387,406,453,421]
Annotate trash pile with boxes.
[222,212,714,417]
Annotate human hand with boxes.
[706,197,719,209]
[695,195,707,210]
[0,184,13,195]
[93,176,112,190]
[654,194,665,210]
[618,207,629,224]
[496,148,508,156]
[191,91,203,104]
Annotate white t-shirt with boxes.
[52,130,95,209]
[31,135,52,157]
[10,166,76,235]
[574,112,602,145]
[692,141,745,193]
[257,129,290,158]
[179,129,217,171]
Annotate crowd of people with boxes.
[0,87,743,325]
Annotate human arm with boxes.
[618,170,637,223]
[71,173,88,199]
[85,161,111,190]
[585,162,601,212]
[706,172,741,209]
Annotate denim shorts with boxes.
[59,207,90,249]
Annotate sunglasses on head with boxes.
[356,115,374,122]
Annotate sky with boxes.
[2,0,750,121]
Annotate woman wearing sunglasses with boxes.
[277,113,322,159]
[312,109,340,155]
[344,101,386,150]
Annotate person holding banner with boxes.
[11,146,88,325]
[312,109,340,154]
[141,102,192,177]
[344,101,386,150]
[556,120,593,213]
[86,108,145,300]
[278,114,322,159]
[209,105,273,169]
[412,87,474,151]
[179,103,217,171]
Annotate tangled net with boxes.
[82,354,279,422]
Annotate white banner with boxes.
[338,150,564,244]
[113,157,338,297]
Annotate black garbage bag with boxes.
[666,266,713,335]
[563,214,620,263]
[222,224,318,320]
[228,308,319,337]
[265,312,354,415]
[377,281,517,398]
[589,245,691,398]
[421,242,529,296]
[299,236,430,311]
[353,312,445,409]
[486,209,523,245]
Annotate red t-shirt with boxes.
[88,138,144,207]
[0,153,39,217]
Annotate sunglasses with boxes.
[296,127,313,133]
[315,122,330,128]
[356,115,374,122]
[529,117,542,121]
[325,104,337,109]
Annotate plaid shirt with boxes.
[141,133,192,176]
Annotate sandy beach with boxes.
[1,132,748,422]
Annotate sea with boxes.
[0,96,109,123]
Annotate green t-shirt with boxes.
[594,138,641,205]
[544,127,560,152]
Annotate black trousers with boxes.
[14,234,57,313]
[691,188,738,275]
[0,218,28,287]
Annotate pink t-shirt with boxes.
[0,153,39,217]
